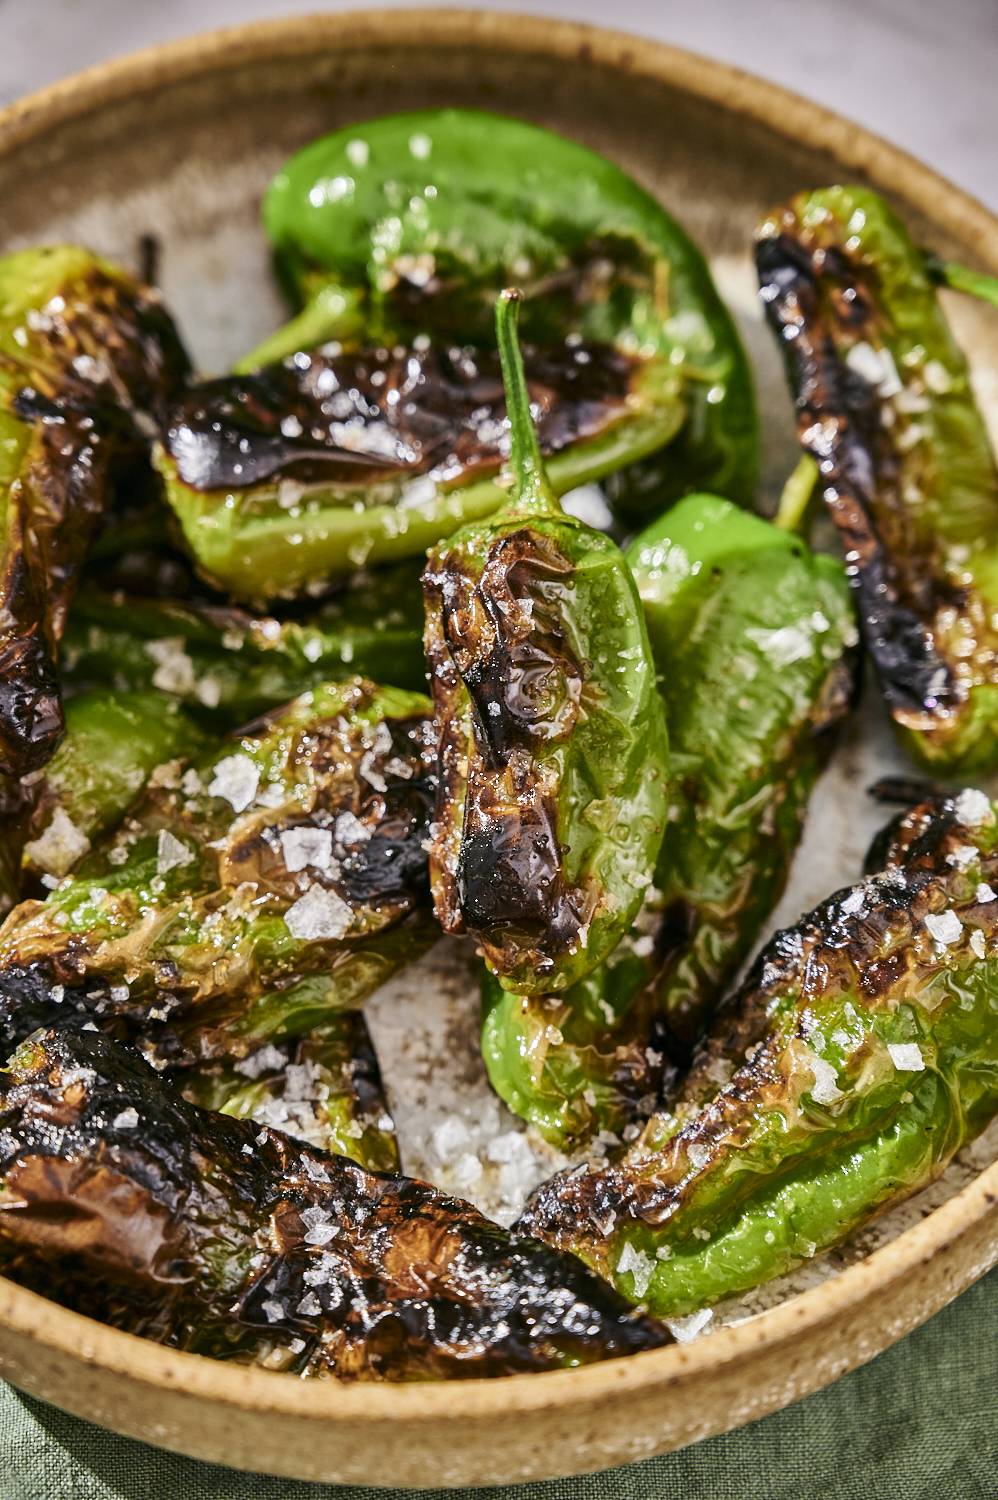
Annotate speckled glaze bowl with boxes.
[0,9,995,1487]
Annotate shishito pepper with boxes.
[0,1027,670,1376]
[481,494,856,1149]
[0,245,189,774]
[254,109,755,499]
[423,290,669,994]
[181,1013,400,1173]
[522,791,998,1317]
[63,561,429,718]
[156,332,678,603]
[0,678,436,1064]
[756,186,998,773]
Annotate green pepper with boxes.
[253,109,756,498]
[63,561,428,718]
[481,493,856,1149]
[0,1027,670,1375]
[156,331,679,603]
[0,245,189,774]
[22,688,207,881]
[522,791,998,1318]
[0,678,436,1064]
[180,1013,399,1173]
[756,186,998,773]
[423,290,669,994]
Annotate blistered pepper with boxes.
[0,245,189,774]
[522,791,998,1317]
[0,679,436,1064]
[423,290,669,994]
[481,493,856,1148]
[756,186,998,773]
[0,1027,670,1376]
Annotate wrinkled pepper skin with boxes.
[256,109,756,502]
[0,246,190,774]
[0,679,436,1064]
[181,1013,399,1173]
[21,689,206,881]
[63,563,429,717]
[156,335,678,603]
[521,792,998,1317]
[423,291,669,994]
[756,186,998,773]
[0,1028,670,1376]
[481,494,857,1148]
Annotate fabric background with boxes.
[1,1269,993,1500]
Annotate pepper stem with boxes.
[234,284,365,374]
[495,288,560,516]
[924,254,998,311]
[774,453,819,533]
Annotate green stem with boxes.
[774,453,819,533]
[494,288,560,517]
[234,284,365,373]
[924,255,998,311]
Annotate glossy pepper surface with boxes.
[63,560,429,717]
[423,290,669,994]
[0,245,189,774]
[521,790,998,1316]
[481,493,856,1148]
[756,186,998,773]
[0,678,436,1064]
[181,1013,399,1173]
[0,1028,670,1376]
[157,332,677,603]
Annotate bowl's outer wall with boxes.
[0,9,995,1487]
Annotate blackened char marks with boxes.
[166,340,636,494]
[755,228,960,726]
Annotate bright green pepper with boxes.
[254,109,756,499]
[423,290,669,994]
[481,494,856,1148]
[22,689,207,881]
[180,1014,399,1173]
[62,561,429,718]
[0,678,436,1064]
[522,791,998,1317]
[0,245,189,775]
[757,185,998,773]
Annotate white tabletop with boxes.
[3,0,997,211]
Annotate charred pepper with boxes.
[481,493,856,1148]
[0,679,436,1064]
[756,186,998,773]
[0,1027,670,1376]
[423,290,669,994]
[0,245,189,774]
[522,790,998,1317]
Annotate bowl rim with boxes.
[0,2,995,1430]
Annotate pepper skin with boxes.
[180,1013,400,1173]
[63,561,429,718]
[0,1028,671,1376]
[521,791,998,1317]
[22,689,207,881]
[480,494,856,1149]
[156,334,678,603]
[423,291,669,994]
[0,246,190,775]
[0,679,436,1065]
[253,109,756,503]
[756,186,998,773]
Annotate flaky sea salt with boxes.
[334,811,370,846]
[157,829,194,875]
[665,1308,714,1343]
[925,910,963,947]
[280,827,334,873]
[208,754,260,812]
[284,884,352,942]
[976,883,996,904]
[616,1242,654,1298]
[807,1050,844,1105]
[970,929,987,959]
[953,788,993,828]
[261,1298,286,1324]
[235,1045,287,1079]
[112,1107,139,1129]
[24,807,90,877]
[888,1042,925,1072]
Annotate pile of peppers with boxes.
[0,109,994,1381]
